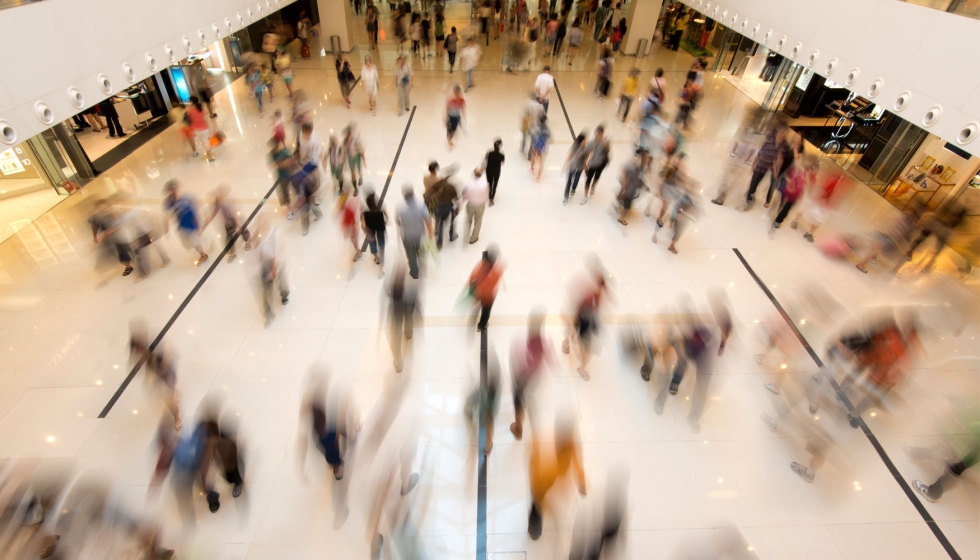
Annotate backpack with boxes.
[172,424,209,470]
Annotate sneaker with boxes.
[791,462,814,482]
[228,253,236,263]
[353,251,362,262]
[281,296,289,305]
[489,200,495,206]
[287,211,295,220]
[232,484,243,498]
[580,196,589,205]
[122,266,134,276]
[763,381,779,395]
[711,198,723,205]
[654,401,663,415]
[761,413,778,432]
[195,254,209,266]
[773,222,781,229]
[264,315,275,328]
[245,242,251,251]
[668,381,679,395]
[193,151,199,157]
[913,480,936,502]
[803,232,814,243]
[754,353,765,364]
[790,220,798,230]
[562,198,568,205]
[808,403,819,414]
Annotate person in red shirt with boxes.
[562,256,612,380]
[446,85,467,149]
[467,245,504,331]
[510,312,559,440]
[791,168,847,243]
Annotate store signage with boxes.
[0,147,30,176]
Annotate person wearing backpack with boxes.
[593,50,612,99]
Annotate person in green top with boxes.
[435,13,446,57]
[268,138,297,219]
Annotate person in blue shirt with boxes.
[162,179,209,266]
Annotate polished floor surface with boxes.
[0,3,977,559]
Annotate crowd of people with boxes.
[32,1,978,558]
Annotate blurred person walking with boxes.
[362,55,380,115]
[339,184,363,262]
[342,123,367,192]
[653,300,716,433]
[614,148,651,226]
[327,135,346,194]
[269,138,297,219]
[743,122,789,210]
[446,26,460,71]
[483,138,505,206]
[561,258,610,380]
[594,49,613,99]
[397,185,434,279]
[618,68,640,122]
[510,312,559,440]
[255,218,289,327]
[385,264,418,371]
[363,190,388,277]
[202,184,251,263]
[425,172,459,248]
[162,180,209,266]
[395,54,414,115]
[768,158,811,237]
[580,125,611,204]
[466,246,505,331]
[563,131,588,205]
[527,412,586,539]
[336,54,355,109]
[446,84,467,149]
[520,91,545,160]
[461,37,482,91]
[566,19,583,64]
[461,167,489,244]
[183,96,214,161]
[529,114,552,182]
[534,66,555,113]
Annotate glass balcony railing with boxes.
[902,0,980,19]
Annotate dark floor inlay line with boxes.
[553,79,576,141]
[732,248,963,560]
[477,328,489,560]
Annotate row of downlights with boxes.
[0,0,286,146]
[686,0,979,146]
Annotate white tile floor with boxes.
[0,2,977,559]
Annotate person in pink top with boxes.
[509,312,559,440]
[184,96,214,161]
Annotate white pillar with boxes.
[623,0,663,57]
[317,0,355,52]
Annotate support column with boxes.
[317,0,356,52]
[623,0,664,57]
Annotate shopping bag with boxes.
[380,28,386,41]
[209,131,226,147]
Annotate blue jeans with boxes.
[564,169,582,199]
[255,88,264,111]
[541,98,549,114]
[368,229,386,261]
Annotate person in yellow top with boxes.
[618,67,641,123]
[527,413,586,539]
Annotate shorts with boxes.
[178,230,201,249]
[447,115,461,133]
[195,128,211,147]
[318,432,343,467]
[805,204,825,225]
[347,155,362,171]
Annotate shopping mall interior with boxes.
[0,0,976,558]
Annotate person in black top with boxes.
[97,98,126,138]
[362,191,388,277]
[483,138,505,205]
[765,131,799,208]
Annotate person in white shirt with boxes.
[461,167,490,243]
[460,38,482,92]
[361,55,379,115]
[534,66,555,114]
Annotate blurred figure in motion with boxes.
[753,312,799,396]
[465,351,500,456]
[461,166,489,244]
[169,404,221,523]
[466,245,505,332]
[269,137,297,219]
[838,314,921,428]
[563,130,588,205]
[510,312,559,440]
[712,106,763,206]
[768,157,812,237]
[654,297,716,433]
[424,168,459,249]
[366,435,426,560]
[527,410,587,540]
[529,114,552,182]
[446,84,467,149]
[326,135,346,195]
[254,217,289,328]
[742,120,786,212]
[652,153,701,254]
[384,264,419,372]
[855,201,924,274]
[339,184,363,262]
[130,319,182,432]
[789,164,847,243]
[562,256,611,380]
[580,125,611,205]
[162,179,209,267]
[37,475,175,560]
[397,185,434,279]
[907,395,979,502]
[343,123,367,192]
[202,184,251,263]
[569,467,628,560]
[483,138,505,206]
[614,148,651,226]
[363,189,388,277]
[89,196,135,285]
[127,198,171,281]
[306,376,360,527]
[899,201,967,274]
